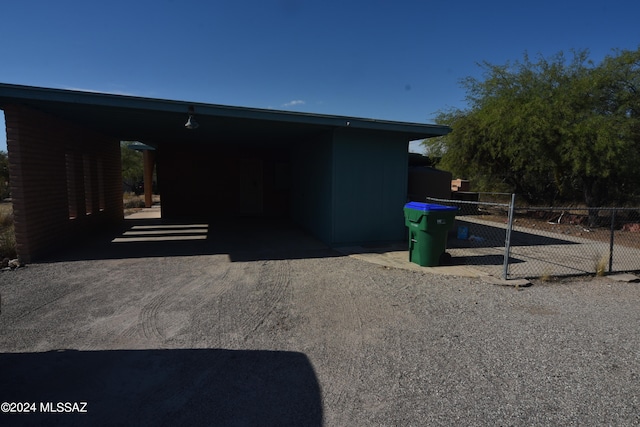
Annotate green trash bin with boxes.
[404,202,458,267]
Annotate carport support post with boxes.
[502,193,516,280]
[143,149,156,208]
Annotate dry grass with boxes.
[539,271,554,282]
[594,253,608,277]
[123,192,146,211]
[0,202,16,260]
[123,192,160,216]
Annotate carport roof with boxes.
[0,82,451,146]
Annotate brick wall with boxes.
[4,105,123,262]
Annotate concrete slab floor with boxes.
[334,245,492,278]
[126,206,507,280]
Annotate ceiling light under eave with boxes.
[185,115,199,130]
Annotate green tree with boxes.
[426,48,640,217]
[121,142,144,193]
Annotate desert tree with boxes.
[425,47,640,220]
[120,141,144,194]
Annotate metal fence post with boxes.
[502,193,516,280]
[609,208,616,273]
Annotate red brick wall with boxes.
[4,105,123,262]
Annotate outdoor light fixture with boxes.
[185,106,199,130]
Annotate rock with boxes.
[7,259,24,269]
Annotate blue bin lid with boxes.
[404,202,458,212]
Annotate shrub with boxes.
[0,204,16,259]
[123,193,146,209]
[123,192,147,216]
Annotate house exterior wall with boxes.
[290,133,334,244]
[291,129,409,246]
[331,129,408,245]
[157,144,291,220]
[4,105,123,262]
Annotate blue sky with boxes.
[1,0,639,152]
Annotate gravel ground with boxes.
[1,235,639,426]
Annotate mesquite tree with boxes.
[426,48,640,223]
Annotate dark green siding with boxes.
[331,129,408,245]
[291,133,334,244]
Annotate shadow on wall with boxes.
[0,348,323,426]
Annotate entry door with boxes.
[238,159,263,215]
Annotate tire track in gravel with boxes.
[242,259,292,340]
[159,262,243,346]
[203,259,293,349]
[185,262,246,347]
[324,282,365,422]
[140,292,172,341]
[186,260,290,348]
[296,257,367,423]
[5,289,76,326]
[314,260,424,425]
[116,259,238,346]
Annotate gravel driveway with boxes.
[1,221,639,426]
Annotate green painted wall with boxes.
[290,132,334,244]
[331,129,408,245]
[153,127,409,247]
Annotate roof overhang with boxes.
[0,83,451,147]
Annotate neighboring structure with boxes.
[451,179,470,193]
[0,83,450,262]
[407,153,453,201]
[450,178,480,214]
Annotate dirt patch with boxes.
[475,209,640,250]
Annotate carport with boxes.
[0,83,450,262]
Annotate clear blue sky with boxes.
[1,0,639,152]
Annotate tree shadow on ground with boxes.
[0,348,322,426]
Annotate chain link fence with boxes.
[426,195,640,280]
